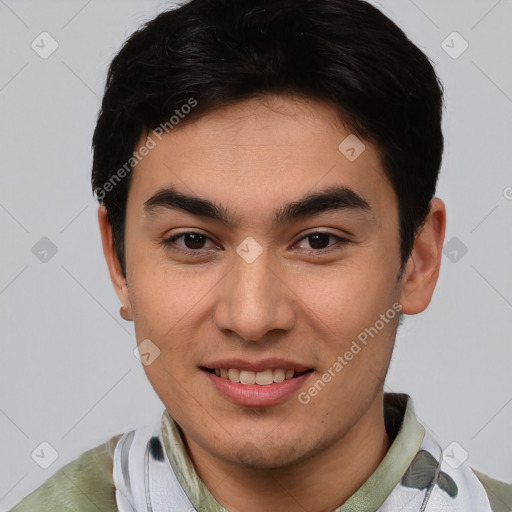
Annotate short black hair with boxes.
[92,0,444,277]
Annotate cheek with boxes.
[291,262,399,395]
[292,260,398,330]
[128,250,217,329]
[127,260,222,385]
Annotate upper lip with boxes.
[202,358,313,373]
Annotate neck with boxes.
[184,390,391,512]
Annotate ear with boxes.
[399,198,446,314]
[97,205,133,321]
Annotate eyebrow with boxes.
[143,184,372,228]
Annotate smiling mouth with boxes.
[202,367,314,386]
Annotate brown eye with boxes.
[295,232,347,251]
[307,233,331,250]
[162,232,217,252]
[181,233,207,249]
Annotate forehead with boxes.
[127,95,396,223]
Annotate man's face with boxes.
[122,95,404,468]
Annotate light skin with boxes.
[98,94,446,512]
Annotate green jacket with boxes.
[11,394,512,511]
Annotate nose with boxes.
[213,249,296,342]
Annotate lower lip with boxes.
[203,370,312,407]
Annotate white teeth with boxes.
[228,368,240,383]
[240,370,256,384]
[255,369,273,385]
[213,368,299,385]
[273,368,285,383]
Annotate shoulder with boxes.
[472,467,512,512]
[10,432,124,512]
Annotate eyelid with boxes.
[163,230,220,251]
[162,229,350,255]
[291,231,350,251]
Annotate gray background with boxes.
[1,0,511,509]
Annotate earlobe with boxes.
[97,206,133,321]
[119,281,133,322]
[120,303,133,322]
[399,198,446,315]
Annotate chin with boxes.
[213,434,316,470]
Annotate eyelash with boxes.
[161,231,349,256]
